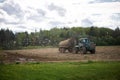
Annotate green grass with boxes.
[0,61,120,80]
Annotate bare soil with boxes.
[0,46,120,63]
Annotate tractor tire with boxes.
[82,47,87,54]
[90,49,95,54]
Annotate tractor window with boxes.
[83,39,86,42]
[79,39,90,43]
[80,39,86,43]
[85,39,90,43]
[82,39,90,43]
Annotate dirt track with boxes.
[0,46,120,63]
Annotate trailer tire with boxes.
[68,48,73,53]
[73,47,78,54]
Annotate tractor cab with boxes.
[74,38,96,54]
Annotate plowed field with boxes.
[0,46,120,63]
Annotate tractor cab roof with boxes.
[79,38,90,43]
[79,38,89,40]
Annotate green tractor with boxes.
[73,38,96,54]
[59,37,96,54]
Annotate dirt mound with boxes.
[0,46,120,63]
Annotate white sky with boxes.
[0,0,120,33]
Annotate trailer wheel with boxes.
[62,48,66,53]
[68,48,73,53]
[73,47,78,54]
[59,47,62,53]
[59,47,66,53]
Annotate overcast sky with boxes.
[0,0,120,33]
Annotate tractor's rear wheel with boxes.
[82,47,87,54]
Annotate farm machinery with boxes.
[59,37,96,54]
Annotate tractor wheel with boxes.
[82,47,87,54]
[90,49,95,54]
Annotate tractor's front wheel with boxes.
[90,49,95,54]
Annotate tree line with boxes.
[0,26,120,50]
